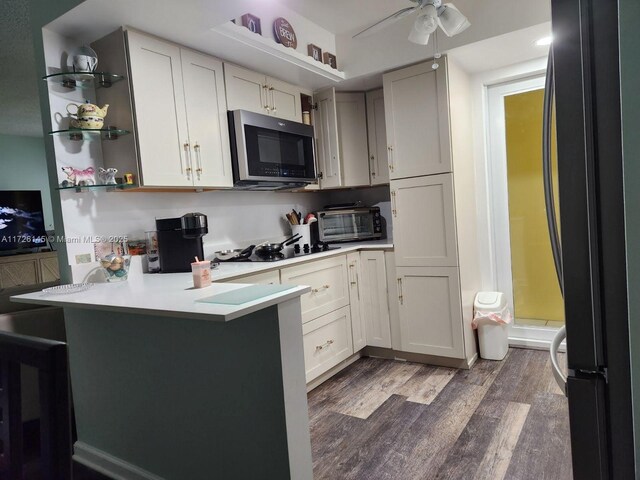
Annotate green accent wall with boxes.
[0,133,54,229]
[619,0,640,472]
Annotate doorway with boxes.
[486,75,564,349]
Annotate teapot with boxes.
[66,102,109,129]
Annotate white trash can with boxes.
[473,292,512,361]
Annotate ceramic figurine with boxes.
[98,167,118,185]
[61,166,96,186]
[67,102,109,130]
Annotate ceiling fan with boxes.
[353,0,471,45]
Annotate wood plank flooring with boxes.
[308,348,571,480]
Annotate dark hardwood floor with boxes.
[308,348,571,480]
[21,348,569,479]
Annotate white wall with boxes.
[0,134,55,229]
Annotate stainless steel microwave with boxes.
[228,110,316,190]
[316,207,383,243]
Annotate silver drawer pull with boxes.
[311,284,330,293]
[315,339,334,351]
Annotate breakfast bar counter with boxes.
[12,280,313,480]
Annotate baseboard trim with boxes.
[306,351,362,392]
[508,324,566,352]
[363,346,474,369]
[74,442,164,480]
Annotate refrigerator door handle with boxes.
[542,47,564,295]
[550,325,567,396]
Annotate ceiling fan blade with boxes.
[353,6,418,39]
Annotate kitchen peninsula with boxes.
[12,277,313,480]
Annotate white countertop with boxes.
[11,240,392,322]
[207,239,393,281]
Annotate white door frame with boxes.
[485,75,566,350]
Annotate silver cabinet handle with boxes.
[183,142,192,178]
[269,85,277,114]
[262,84,270,112]
[315,339,334,351]
[397,278,404,305]
[387,146,394,172]
[391,190,397,217]
[194,142,202,176]
[349,263,357,285]
[370,154,376,177]
[311,284,330,293]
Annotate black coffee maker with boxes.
[156,213,208,273]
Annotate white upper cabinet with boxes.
[391,173,458,267]
[383,61,452,179]
[314,88,342,189]
[127,32,191,187]
[126,30,231,188]
[314,89,371,189]
[336,92,370,188]
[181,49,232,188]
[223,64,268,116]
[224,64,302,122]
[366,89,390,185]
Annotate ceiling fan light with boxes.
[437,3,471,37]
[408,7,438,45]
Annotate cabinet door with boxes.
[336,92,370,187]
[280,256,349,323]
[268,77,302,122]
[360,251,392,348]
[127,30,191,186]
[314,88,342,189]
[38,256,60,283]
[346,252,365,352]
[224,64,268,115]
[396,266,465,359]
[181,50,233,188]
[366,89,390,185]
[0,260,38,288]
[391,174,458,267]
[383,61,451,179]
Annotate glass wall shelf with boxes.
[56,183,138,192]
[42,71,124,89]
[48,128,130,141]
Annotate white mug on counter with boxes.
[291,224,311,249]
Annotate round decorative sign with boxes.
[274,17,297,49]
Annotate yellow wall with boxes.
[504,89,564,323]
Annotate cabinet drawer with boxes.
[302,306,353,383]
[280,256,349,323]
[225,270,280,285]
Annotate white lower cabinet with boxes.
[302,306,353,383]
[280,256,349,324]
[347,252,366,352]
[360,251,392,348]
[396,266,465,359]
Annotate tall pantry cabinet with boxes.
[383,56,481,366]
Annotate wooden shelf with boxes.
[212,22,346,83]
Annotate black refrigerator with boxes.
[548,0,635,478]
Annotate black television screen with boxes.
[0,190,48,253]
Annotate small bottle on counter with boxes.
[191,260,212,288]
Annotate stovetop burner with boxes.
[221,243,341,263]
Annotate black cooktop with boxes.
[220,244,341,263]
